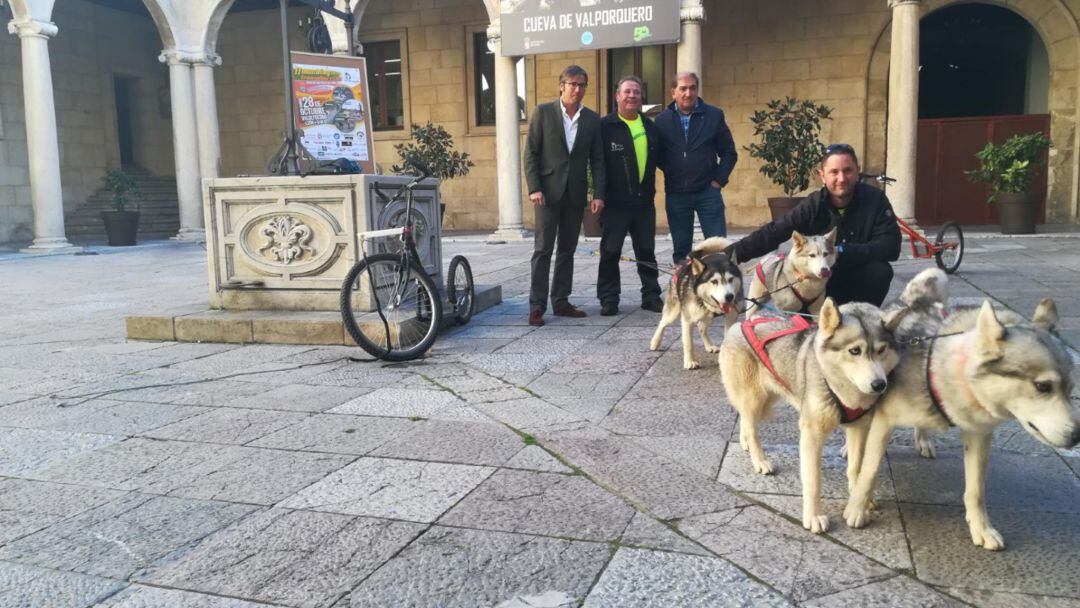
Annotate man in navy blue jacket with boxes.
[655,72,738,263]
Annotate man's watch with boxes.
[837,244,844,254]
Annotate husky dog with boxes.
[844,299,1080,550]
[719,298,908,533]
[650,237,742,370]
[745,229,838,317]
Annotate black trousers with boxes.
[530,195,585,313]
[826,261,894,307]
[597,205,661,304]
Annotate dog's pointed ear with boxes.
[724,244,738,265]
[690,257,705,277]
[819,298,841,336]
[825,227,838,246]
[882,306,911,333]
[975,300,1006,360]
[791,230,807,249]
[1032,298,1058,331]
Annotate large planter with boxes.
[995,192,1040,235]
[101,210,140,246]
[767,197,800,222]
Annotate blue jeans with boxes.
[665,186,727,263]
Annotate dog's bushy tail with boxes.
[691,237,733,257]
[900,268,949,308]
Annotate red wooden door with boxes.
[915,114,1049,225]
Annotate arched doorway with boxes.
[916,3,1051,224]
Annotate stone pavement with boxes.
[0,234,1078,607]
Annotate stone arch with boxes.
[8,0,54,22]
[864,0,1080,221]
[137,0,178,51]
[202,0,238,55]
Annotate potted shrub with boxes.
[745,97,833,221]
[100,169,140,246]
[967,132,1051,234]
[392,121,474,227]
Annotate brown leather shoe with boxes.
[552,303,587,318]
[529,309,545,326]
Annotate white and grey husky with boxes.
[844,298,1080,550]
[745,229,837,317]
[649,237,743,370]
[719,297,908,533]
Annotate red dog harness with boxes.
[740,315,873,424]
[755,254,816,311]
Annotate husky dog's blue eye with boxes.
[1034,381,1052,393]
[848,347,861,356]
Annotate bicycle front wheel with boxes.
[934,222,965,274]
[340,253,442,361]
[447,255,476,325]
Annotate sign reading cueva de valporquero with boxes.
[500,0,680,56]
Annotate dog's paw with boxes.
[751,457,774,475]
[705,344,720,353]
[683,359,700,370]
[803,513,830,534]
[844,503,872,529]
[649,338,661,351]
[915,438,937,459]
[868,498,880,511]
[971,525,1005,551]
[840,442,848,459]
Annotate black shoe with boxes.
[641,295,664,312]
[601,301,619,316]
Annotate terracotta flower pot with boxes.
[767,197,801,222]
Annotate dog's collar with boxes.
[823,380,875,424]
[925,335,956,427]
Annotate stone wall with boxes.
[0,0,171,243]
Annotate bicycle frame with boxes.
[896,216,936,259]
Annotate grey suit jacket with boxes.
[523,100,606,206]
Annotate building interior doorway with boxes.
[113,76,137,168]
[915,3,1050,224]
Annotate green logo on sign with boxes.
[633,26,652,42]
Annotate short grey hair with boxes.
[670,71,699,88]
[615,75,643,94]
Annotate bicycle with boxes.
[339,164,475,361]
[860,173,965,274]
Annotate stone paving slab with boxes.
[678,506,896,602]
[583,547,792,607]
[799,575,962,607]
[501,445,574,474]
[369,419,527,466]
[222,384,374,413]
[618,512,712,557]
[278,456,494,522]
[0,397,210,436]
[0,493,256,579]
[342,526,610,608]
[96,585,284,607]
[439,469,636,541]
[142,509,425,608]
[0,427,122,477]
[718,443,897,501]
[29,438,354,505]
[0,479,126,545]
[0,560,123,608]
[139,407,310,445]
[248,413,420,454]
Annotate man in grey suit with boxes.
[524,65,606,327]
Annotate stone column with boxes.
[192,54,222,183]
[8,18,80,254]
[677,5,705,82]
[488,26,529,242]
[160,50,205,241]
[886,0,922,224]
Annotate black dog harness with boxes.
[741,315,874,424]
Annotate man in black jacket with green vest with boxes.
[728,144,901,306]
[596,76,662,316]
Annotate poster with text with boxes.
[500,0,679,56]
[291,52,376,174]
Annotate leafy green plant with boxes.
[392,121,474,180]
[745,97,833,196]
[966,132,1051,202]
[102,169,139,212]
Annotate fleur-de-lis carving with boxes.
[258,215,315,264]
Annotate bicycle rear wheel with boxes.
[340,253,442,361]
[447,255,476,325]
[934,222,965,274]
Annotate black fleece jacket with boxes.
[730,182,901,270]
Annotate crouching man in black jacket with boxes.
[729,144,901,306]
[596,76,662,316]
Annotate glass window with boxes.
[474,32,526,126]
[608,46,665,114]
[365,40,404,131]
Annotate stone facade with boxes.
[2,0,1079,244]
